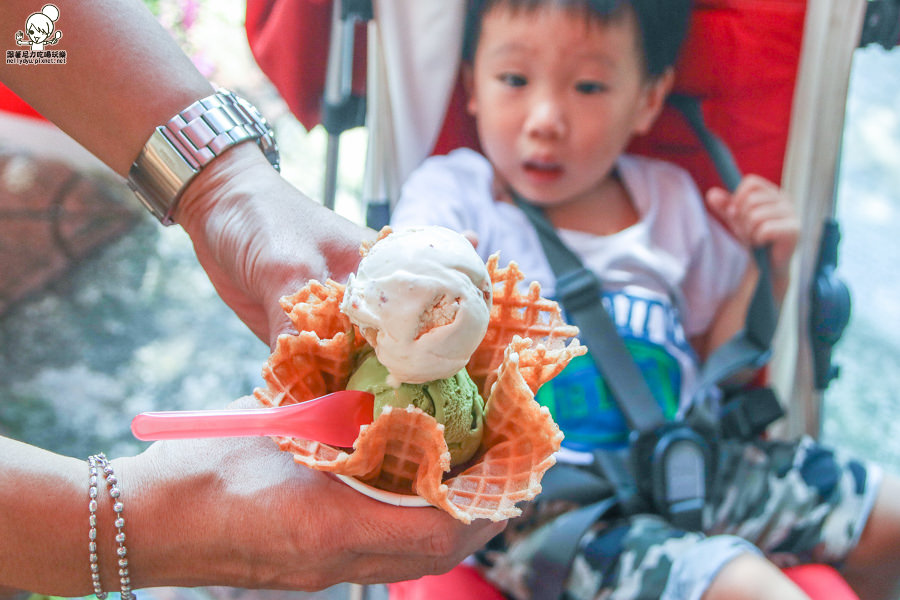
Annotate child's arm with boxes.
[694,175,799,360]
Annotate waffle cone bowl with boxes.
[254,242,585,523]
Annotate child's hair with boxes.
[462,0,692,79]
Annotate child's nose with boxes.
[524,99,567,139]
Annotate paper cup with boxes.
[336,475,432,507]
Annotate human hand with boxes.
[174,143,375,347]
[118,397,506,590]
[706,175,800,282]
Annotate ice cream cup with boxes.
[336,475,432,507]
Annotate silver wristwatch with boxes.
[128,89,280,226]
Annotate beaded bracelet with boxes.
[88,453,135,600]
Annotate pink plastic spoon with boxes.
[131,391,375,447]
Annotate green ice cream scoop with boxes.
[346,352,485,466]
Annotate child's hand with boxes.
[706,175,800,280]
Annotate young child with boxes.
[390,1,900,599]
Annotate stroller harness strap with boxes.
[527,497,620,600]
[515,195,666,435]
[667,94,780,396]
[513,192,711,534]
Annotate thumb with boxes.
[266,302,295,350]
[705,186,732,219]
[706,185,727,206]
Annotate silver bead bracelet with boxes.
[88,453,135,600]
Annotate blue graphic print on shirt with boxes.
[535,290,696,451]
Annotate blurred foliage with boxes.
[0,221,268,459]
[142,0,215,76]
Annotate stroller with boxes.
[245,0,899,598]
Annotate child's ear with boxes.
[463,62,477,116]
[635,67,676,135]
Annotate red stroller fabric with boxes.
[386,563,860,600]
[245,0,368,132]
[0,82,44,120]
[388,564,505,600]
[782,564,860,598]
[629,0,806,191]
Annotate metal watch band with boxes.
[128,89,280,226]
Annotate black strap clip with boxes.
[719,386,785,440]
[630,423,713,531]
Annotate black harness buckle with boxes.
[630,423,713,531]
[720,386,785,440]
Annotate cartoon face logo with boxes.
[15,4,63,52]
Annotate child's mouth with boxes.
[523,160,563,181]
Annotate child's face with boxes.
[467,4,671,206]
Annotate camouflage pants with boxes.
[480,436,880,600]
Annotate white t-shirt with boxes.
[392,148,749,450]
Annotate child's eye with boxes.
[498,73,527,88]
[575,81,607,94]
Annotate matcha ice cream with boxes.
[347,352,485,466]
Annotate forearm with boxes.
[113,442,232,589]
[0,435,243,593]
[0,438,98,595]
[695,263,758,361]
[1,405,507,593]
[0,0,212,176]
[700,248,793,360]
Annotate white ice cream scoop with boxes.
[341,226,492,385]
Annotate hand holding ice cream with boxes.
[255,227,585,522]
